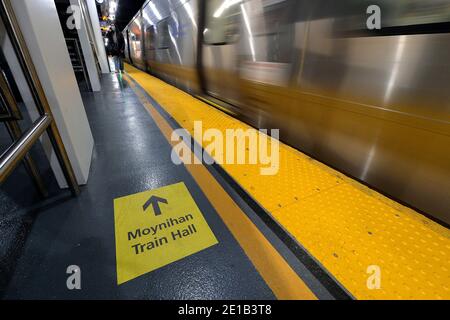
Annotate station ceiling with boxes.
[114,0,146,31]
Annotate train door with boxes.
[123,30,132,64]
[155,18,172,82]
[202,0,242,106]
[201,0,295,108]
[129,13,145,70]
[143,24,156,73]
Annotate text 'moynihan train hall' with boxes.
[0,0,449,305]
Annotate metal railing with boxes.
[0,115,51,182]
[0,0,80,196]
[0,69,49,196]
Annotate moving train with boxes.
[123,0,450,225]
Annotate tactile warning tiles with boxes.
[125,64,450,300]
[233,147,343,212]
[272,183,450,300]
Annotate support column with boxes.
[86,0,109,74]
[70,0,101,92]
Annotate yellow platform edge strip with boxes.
[124,64,450,300]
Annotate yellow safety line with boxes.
[123,64,450,300]
[123,73,317,300]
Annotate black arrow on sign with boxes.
[143,196,168,216]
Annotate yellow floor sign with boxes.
[114,182,218,284]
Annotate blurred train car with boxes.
[123,0,450,225]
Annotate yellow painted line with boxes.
[123,73,317,300]
[123,64,450,300]
[114,182,218,284]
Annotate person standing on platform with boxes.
[107,24,125,73]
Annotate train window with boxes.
[379,0,450,28]
[204,0,241,45]
[157,19,171,49]
[256,0,295,63]
[145,26,156,50]
[336,0,450,36]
